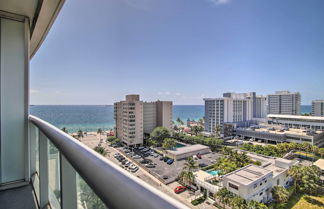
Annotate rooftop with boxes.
[314,159,324,170]
[252,127,322,137]
[167,144,210,155]
[267,114,324,121]
[223,165,272,186]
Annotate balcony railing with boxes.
[29,115,188,209]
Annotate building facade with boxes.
[267,114,324,131]
[204,92,266,133]
[267,91,301,115]
[312,100,324,117]
[114,95,172,145]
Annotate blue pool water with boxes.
[175,143,186,148]
[207,170,219,176]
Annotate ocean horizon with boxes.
[30,105,312,133]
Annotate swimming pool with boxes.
[206,170,219,176]
[175,143,186,148]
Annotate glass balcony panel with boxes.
[77,175,108,209]
[48,141,61,209]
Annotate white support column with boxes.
[29,123,38,176]
[61,154,77,209]
[39,131,49,208]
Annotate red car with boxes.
[197,153,202,159]
[174,186,186,194]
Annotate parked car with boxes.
[163,157,169,162]
[145,163,156,168]
[167,159,174,165]
[131,167,139,173]
[162,175,169,180]
[159,156,164,161]
[174,186,186,194]
[138,146,144,150]
[140,159,150,164]
[196,153,202,159]
[133,155,141,159]
[153,153,159,158]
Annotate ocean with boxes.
[30,105,312,133]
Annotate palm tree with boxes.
[176,117,184,125]
[162,138,176,150]
[215,188,232,208]
[61,127,68,133]
[288,165,302,193]
[214,125,221,138]
[184,156,197,172]
[97,128,103,140]
[271,186,289,204]
[94,145,107,156]
[230,196,247,209]
[247,200,268,209]
[178,157,197,186]
[77,129,84,139]
[191,125,204,136]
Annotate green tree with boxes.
[191,125,204,136]
[97,128,103,140]
[214,124,221,138]
[77,129,84,139]
[106,136,116,143]
[61,127,68,133]
[176,117,184,125]
[150,127,171,146]
[215,188,233,208]
[178,157,197,186]
[247,200,268,209]
[271,186,289,204]
[94,145,107,156]
[230,195,247,209]
[111,138,121,145]
[288,165,321,194]
[162,138,176,150]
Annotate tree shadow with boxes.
[304,196,324,207]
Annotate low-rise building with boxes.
[166,144,211,160]
[236,126,324,146]
[221,154,296,203]
[267,114,324,131]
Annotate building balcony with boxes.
[0,115,188,209]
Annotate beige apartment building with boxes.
[114,95,172,145]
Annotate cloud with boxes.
[208,0,231,6]
[30,89,40,94]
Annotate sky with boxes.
[30,0,324,105]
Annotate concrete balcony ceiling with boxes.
[0,0,65,58]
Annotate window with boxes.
[228,183,239,190]
[253,184,257,188]
[259,192,263,196]
[277,179,280,185]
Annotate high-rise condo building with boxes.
[204,93,254,133]
[312,100,324,117]
[267,91,301,115]
[114,95,172,145]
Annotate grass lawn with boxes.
[291,195,324,209]
[270,194,324,209]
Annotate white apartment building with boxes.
[267,114,324,131]
[267,91,301,115]
[204,92,266,133]
[114,95,172,145]
[221,155,296,203]
[312,100,324,117]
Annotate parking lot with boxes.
[117,146,223,184]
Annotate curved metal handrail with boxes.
[29,115,188,209]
